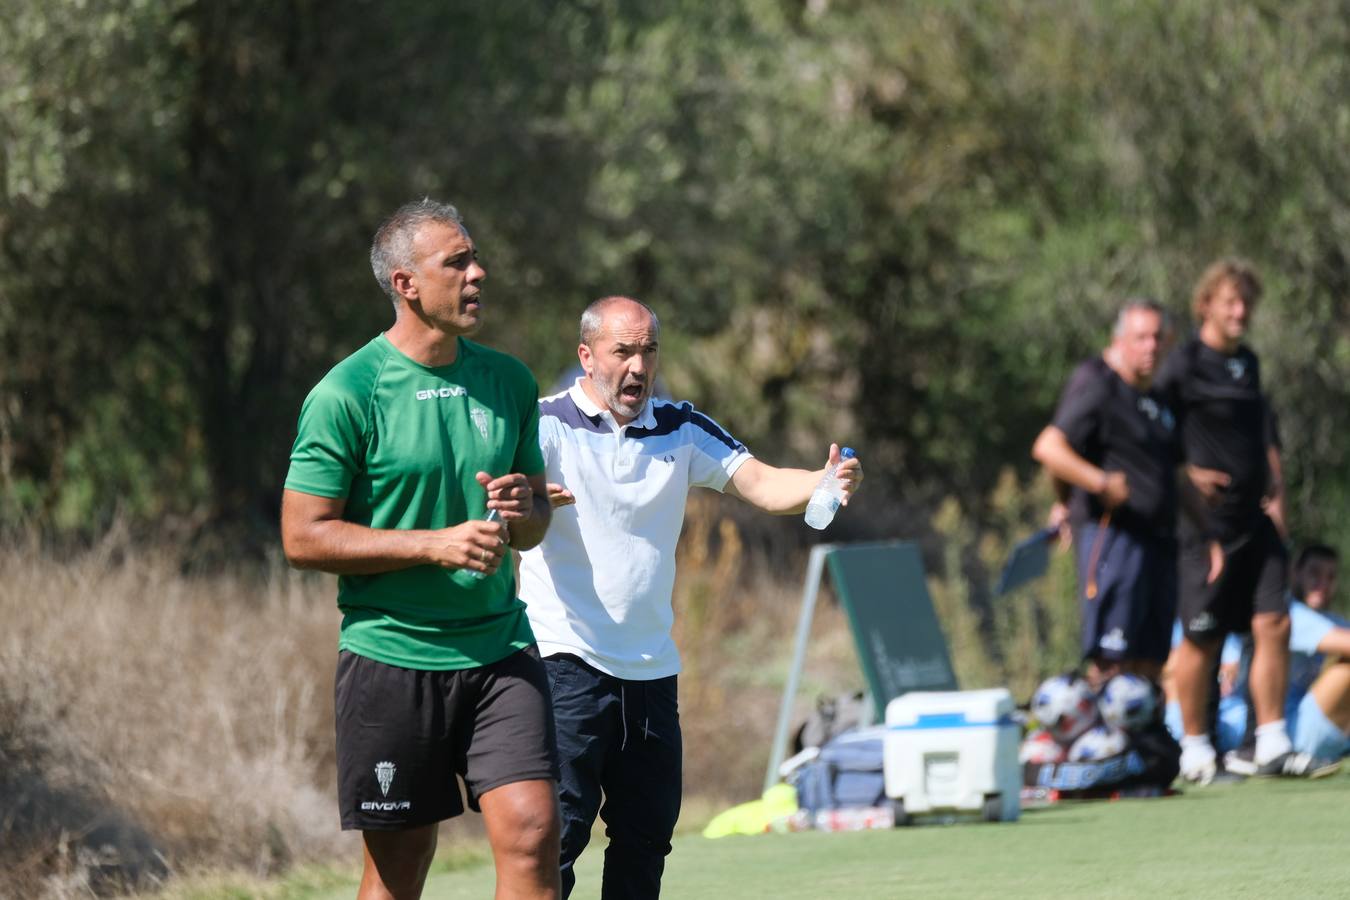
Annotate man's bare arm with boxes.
[1315,626,1350,660]
[281,489,509,576]
[1031,426,1128,509]
[725,445,863,514]
[1264,445,1287,538]
[1174,469,1226,586]
[481,471,552,550]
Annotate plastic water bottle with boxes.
[804,447,856,530]
[467,508,502,580]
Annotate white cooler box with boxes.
[884,688,1021,823]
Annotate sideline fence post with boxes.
[763,544,833,795]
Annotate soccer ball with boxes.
[1097,673,1158,733]
[1019,728,1067,765]
[1067,724,1130,762]
[1031,674,1098,745]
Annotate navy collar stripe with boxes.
[629,402,746,452]
[540,394,745,452]
[539,394,608,434]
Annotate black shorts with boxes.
[335,645,559,831]
[1178,514,1289,642]
[1074,521,1176,663]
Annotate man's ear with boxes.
[392,268,418,303]
[577,342,593,377]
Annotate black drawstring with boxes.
[642,681,651,740]
[620,681,629,750]
[619,680,652,750]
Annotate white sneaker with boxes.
[1180,755,1217,786]
[1179,740,1219,785]
[1280,752,1343,779]
[1222,745,1271,777]
[1224,747,1342,778]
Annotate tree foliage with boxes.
[3,0,1348,552]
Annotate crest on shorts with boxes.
[375,761,396,797]
[1226,358,1246,381]
[1099,628,1128,653]
[1188,612,1218,633]
[470,407,490,440]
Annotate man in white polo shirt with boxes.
[518,296,863,898]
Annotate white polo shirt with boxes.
[517,379,752,680]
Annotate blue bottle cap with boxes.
[841,447,856,459]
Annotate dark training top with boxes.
[1153,335,1279,541]
[1052,356,1181,536]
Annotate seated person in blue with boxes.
[1164,544,1348,774]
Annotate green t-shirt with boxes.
[285,334,546,670]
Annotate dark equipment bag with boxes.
[1023,720,1181,794]
[790,726,888,814]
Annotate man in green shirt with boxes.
[282,199,558,900]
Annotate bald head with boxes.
[576,296,661,425]
[580,296,660,347]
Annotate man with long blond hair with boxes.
[1155,258,1306,783]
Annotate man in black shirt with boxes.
[1155,258,1298,783]
[1033,299,1180,688]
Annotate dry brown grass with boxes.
[0,528,355,896]
[0,514,862,897]
[10,491,1073,896]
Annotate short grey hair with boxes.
[1113,297,1169,338]
[579,296,661,346]
[370,199,466,304]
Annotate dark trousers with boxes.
[545,654,682,900]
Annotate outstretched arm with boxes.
[724,443,863,514]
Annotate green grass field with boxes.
[295,771,1350,899]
